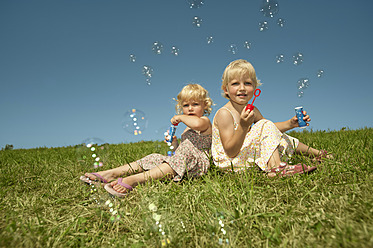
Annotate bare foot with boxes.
[312,150,334,163]
[111,178,134,193]
[84,171,116,183]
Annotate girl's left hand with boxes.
[290,111,311,128]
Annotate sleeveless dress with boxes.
[211,107,299,172]
[136,129,212,181]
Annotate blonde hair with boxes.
[221,59,262,99]
[175,84,213,116]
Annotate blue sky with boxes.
[1,0,372,149]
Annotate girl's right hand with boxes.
[170,115,182,125]
[240,107,255,129]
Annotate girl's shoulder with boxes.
[214,106,237,127]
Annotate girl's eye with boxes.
[183,105,189,108]
[245,82,252,85]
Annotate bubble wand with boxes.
[245,89,261,112]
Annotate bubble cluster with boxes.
[276,54,284,63]
[317,69,324,78]
[228,44,238,55]
[171,46,180,56]
[105,199,121,222]
[192,16,202,28]
[243,41,252,50]
[297,78,310,98]
[152,41,164,55]
[148,203,170,246]
[187,0,204,9]
[277,18,285,27]
[163,130,175,152]
[122,109,147,135]
[207,36,214,44]
[260,0,279,18]
[129,54,136,63]
[213,212,230,246]
[76,138,109,168]
[292,52,304,65]
[259,21,269,32]
[142,65,154,85]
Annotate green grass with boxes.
[1,128,372,247]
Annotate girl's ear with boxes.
[223,85,228,94]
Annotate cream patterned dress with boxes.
[136,129,212,181]
[212,107,299,172]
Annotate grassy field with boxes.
[1,128,372,247]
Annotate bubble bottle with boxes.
[165,123,178,156]
[294,106,307,128]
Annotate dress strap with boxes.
[218,107,238,130]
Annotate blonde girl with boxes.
[212,59,331,177]
[80,84,213,197]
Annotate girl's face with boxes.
[224,73,255,105]
[182,99,205,117]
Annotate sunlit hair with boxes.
[175,84,213,116]
[221,59,262,99]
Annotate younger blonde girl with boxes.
[80,84,213,196]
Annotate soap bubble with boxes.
[171,46,180,56]
[76,138,109,168]
[276,54,284,63]
[243,41,252,49]
[292,52,304,65]
[122,109,148,135]
[214,211,230,246]
[187,0,204,9]
[129,54,136,63]
[317,69,324,78]
[228,44,238,54]
[297,78,310,90]
[297,90,304,98]
[207,36,214,44]
[142,65,154,85]
[152,41,163,55]
[277,18,285,27]
[192,16,202,28]
[259,21,269,32]
[260,0,279,18]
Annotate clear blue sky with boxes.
[1,0,372,149]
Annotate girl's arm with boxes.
[274,111,311,132]
[171,115,211,133]
[216,108,255,158]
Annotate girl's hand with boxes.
[290,111,311,128]
[170,115,182,125]
[239,107,255,129]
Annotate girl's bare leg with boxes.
[296,142,321,156]
[266,147,282,170]
[296,142,333,159]
[111,162,177,193]
[85,162,144,182]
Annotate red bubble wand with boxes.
[245,89,261,112]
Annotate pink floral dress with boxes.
[136,129,212,181]
[212,107,299,172]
